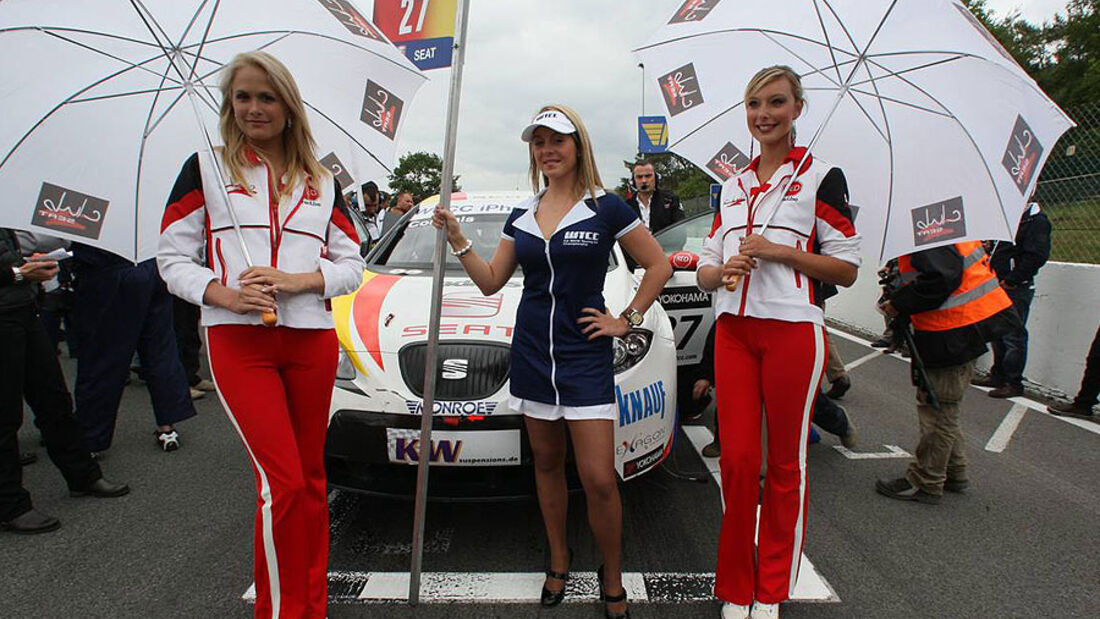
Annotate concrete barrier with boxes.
[826,261,1100,400]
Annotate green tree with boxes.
[1041,0,1100,108]
[615,152,713,201]
[387,151,460,201]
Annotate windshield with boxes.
[377,214,509,270]
[656,211,716,256]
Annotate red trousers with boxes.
[713,315,825,605]
[207,325,337,619]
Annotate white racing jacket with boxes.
[157,150,364,328]
[699,147,861,325]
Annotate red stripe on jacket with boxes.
[815,199,856,237]
[331,206,360,245]
[161,189,204,233]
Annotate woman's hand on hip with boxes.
[577,307,631,340]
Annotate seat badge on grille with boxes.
[441,359,469,379]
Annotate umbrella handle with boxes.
[723,273,741,292]
[261,310,277,326]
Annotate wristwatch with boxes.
[621,307,644,328]
[11,266,23,284]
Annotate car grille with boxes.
[399,341,510,400]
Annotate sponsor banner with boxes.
[373,0,458,70]
[659,286,712,311]
[361,80,404,140]
[668,0,723,24]
[1001,115,1043,195]
[658,63,704,117]
[403,399,499,416]
[638,115,669,154]
[316,0,385,41]
[623,445,665,477]
[912,196,967,246]
[411,201,514,220]
[386,428,520,466]
[319,152,355,191]
[616,380,668,428]
[31,182,110,239]
[706,142,749,180]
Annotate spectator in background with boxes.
[876,242,1019,504]
[380,190,415,238]
[173,296,215,400]
[360,181,382,244]
[1,228,129,535]
[973,201,1052,398]
[625,160,684,234]
[70,244,196,453]
[1047,323,1099,420]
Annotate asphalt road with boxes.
[3,331,1098,618]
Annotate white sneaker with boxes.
[194,378,216,392]
[751,602,780,618]
[189,387,205,400]
[721,602,752,619]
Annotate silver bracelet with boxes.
[451,239,474,258]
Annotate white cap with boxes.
[520,110,577,142]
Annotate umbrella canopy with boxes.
[0,0,426,262]
[635,0,1075,264]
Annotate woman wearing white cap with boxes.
[434,104,671,618]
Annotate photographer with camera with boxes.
[875,242,1019,504]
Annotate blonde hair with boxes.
[218,51,325,194]
[744,65,805,103]
[527,104,604,202]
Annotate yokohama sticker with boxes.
[31,182,109,240]
[623,445,664,477]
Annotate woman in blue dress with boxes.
[434,105,671,618]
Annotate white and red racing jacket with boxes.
[157,150,363,329]
[698,147,861,325]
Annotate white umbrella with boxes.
[0,0,426,262]
[635,0,1075,263]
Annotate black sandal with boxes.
[596,564,631,619]
[540,548,573,607]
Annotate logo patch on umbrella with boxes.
[31,183,109,240]
[317,0,384,41]
[361,80,403,140]
[658,63,704,117]
[912,196,966,246]
[706,142,749,180]
[1001,115,1043,195]
[668,0,722,23]
[320,152,355,190]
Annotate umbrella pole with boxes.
[408,0,472,606]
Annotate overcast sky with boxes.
[365,0,1071,192]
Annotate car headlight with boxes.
[336,349,357,381]
[613,329,652,374]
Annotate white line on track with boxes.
[826,326,1100,438]
[833,445,911,459]
[984,403,1029,453]
[843,350,885,372]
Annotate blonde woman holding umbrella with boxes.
[158,52,364,619]
[696,66,861,619]
[434,105,671,618]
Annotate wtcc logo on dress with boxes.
[562,230,601,247]
[361,80,403,140]
[668,0,722,23]
[912,196,967,246]
[1001,115,1043,195]
[616,380,668,427]
[706,142,749,180]
[658,63,704,117]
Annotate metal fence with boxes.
[1036,102,1100,265]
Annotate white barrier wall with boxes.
[826,261,1100,400]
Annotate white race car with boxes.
[326,192,678,498]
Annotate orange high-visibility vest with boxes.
[898,241,1013,332]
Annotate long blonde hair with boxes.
[218,51,325,193]
[527,104,604,202]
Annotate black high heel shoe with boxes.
[540,548,573,607]
[596,564,631,619]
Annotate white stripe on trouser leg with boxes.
[789,324,824,598]
[207,338,282,619]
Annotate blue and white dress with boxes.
[502,189,641,421]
